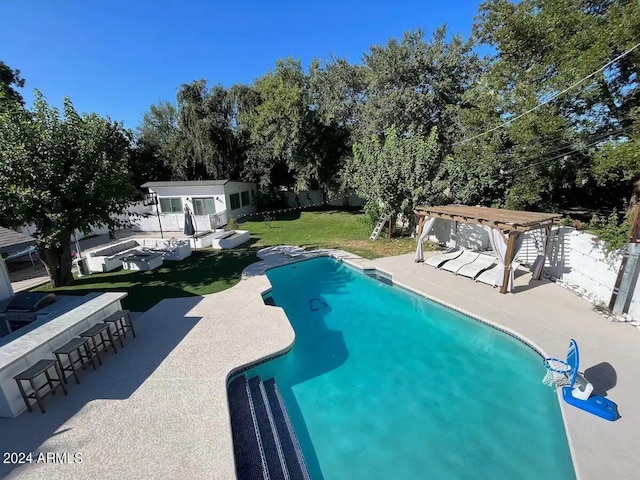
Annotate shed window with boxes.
[230,193,241,210]
[193,198,215,216]
[241,191,250,206]
[159,197,183,213]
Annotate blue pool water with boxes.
[246,257,575,480]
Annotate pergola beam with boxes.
[414,205,560,234]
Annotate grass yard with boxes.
[241,209,425,259]
[35,249,258,312]
[34,209,430,312]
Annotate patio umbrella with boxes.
[184,205,196,236]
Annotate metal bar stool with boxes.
[102,310,136,349]
[53,337,97,384]
[14,359,68,413]
[79,323,118,364]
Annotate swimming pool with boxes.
[246,257,575,479]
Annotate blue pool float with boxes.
[560,339,619,422]
[561,386,618,421]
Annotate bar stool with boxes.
[53,337,97,384]
[14,359,67,413]
[102,310,136,349]
[79,323,118,364]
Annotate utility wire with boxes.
[453,41,640,146]
[512,124,634,157]
[496,126,633,178]
[484,122,633,153]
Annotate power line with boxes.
[453,41,640,147]
[495,126,633,178]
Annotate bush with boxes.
[227,217,239,230]
[588,208,632,253]
[363,201,382,227]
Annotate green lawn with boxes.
[35,249,258,312]
[35,209,428,312]
[241,209,424,259]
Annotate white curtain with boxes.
[486,227,525,292]
[531,228,550,280]
[415,217,436,262]
[451,221,458,249]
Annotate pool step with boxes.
[228,375,311,480]
[227,375,268,480]
[262,378,311,480]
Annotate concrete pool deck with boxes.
[0,248,638,479]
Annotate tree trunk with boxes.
[39,231,75,287]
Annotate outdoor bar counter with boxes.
[0,292,127,417]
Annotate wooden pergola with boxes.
[415,205,562,293]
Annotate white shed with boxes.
[138,180,258,233]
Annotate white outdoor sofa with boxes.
[85,238,192,273]
[140,239,192,261]
[86,240,142,273]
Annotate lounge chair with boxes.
[476,262,521,286]
[440,251,480,274]
[456,254,496,279]
[424,248,462,268]
[276,246,307,258]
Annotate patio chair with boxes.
[424,248,462,268]
[440,251,480,274]
[456,254,496,279]
[476,262,521,287]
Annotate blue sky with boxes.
[0,0,483,129]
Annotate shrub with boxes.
[227,217,239,230]
[588,208,632,253]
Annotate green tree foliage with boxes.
[130,100,177,187]
[358,28,481,146]
[240,58,350,196]
[0,60,25,108]
[174,81,240,180]
[136,83,244,182]
[240,59,308,189]
[465,0,640,210]
[310,28,481,149]
[589,208,632,253]
[309,56,366,129]
[0,92,136,286]
[351,126,443,222]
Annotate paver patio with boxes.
[0,249,638,479]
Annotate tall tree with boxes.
[240,58,308,190]
[173,81,239,180]
[239,58,348,196]
[358,28,480,148]
[351,126,443,222]
[0,92,136,286]
[470,0,640,210]
[132,100,179,185]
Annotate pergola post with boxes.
[500,231,520,294]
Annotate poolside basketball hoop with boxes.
[542,357,572,388]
